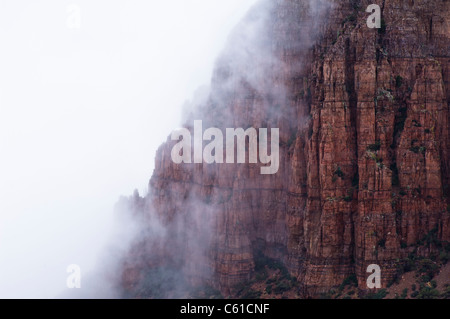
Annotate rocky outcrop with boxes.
[121,0,450,298]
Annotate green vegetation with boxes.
[273,281,292,294]
[190,285,224,299]
[334,166,345,179]
[409,139,426,154]
[364,289,388,299]
[388,225,449,289]
[401,288,408,299]
[341,13,357,27]
[439,251,449,264]
[339,274,358,291]
[367,151,383,166]
[377,88,394,102]
[234,249,300,299]
[410,146,420,154]
[265,285,272,294]
[415,286,440,299]
[417,226,441,247]
[255,268,268,281]
[351,0,361,11]
[412,119,422,127]
[395,75,403,88]
[418,259,439,279]
[367,141,381,152]
[241,289,262,299]
[239,225,450,300]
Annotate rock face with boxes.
[121,0,450,297]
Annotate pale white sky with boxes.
[0,0,257,298]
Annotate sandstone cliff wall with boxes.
[121,0,450,297]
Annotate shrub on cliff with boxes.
[416,286,440,299]
[364,289,388,299]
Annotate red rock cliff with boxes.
[120,0,450,298]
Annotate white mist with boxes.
[0,0,257,298]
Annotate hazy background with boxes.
[0,0,257,298]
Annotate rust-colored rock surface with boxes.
[120,0,450,298]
